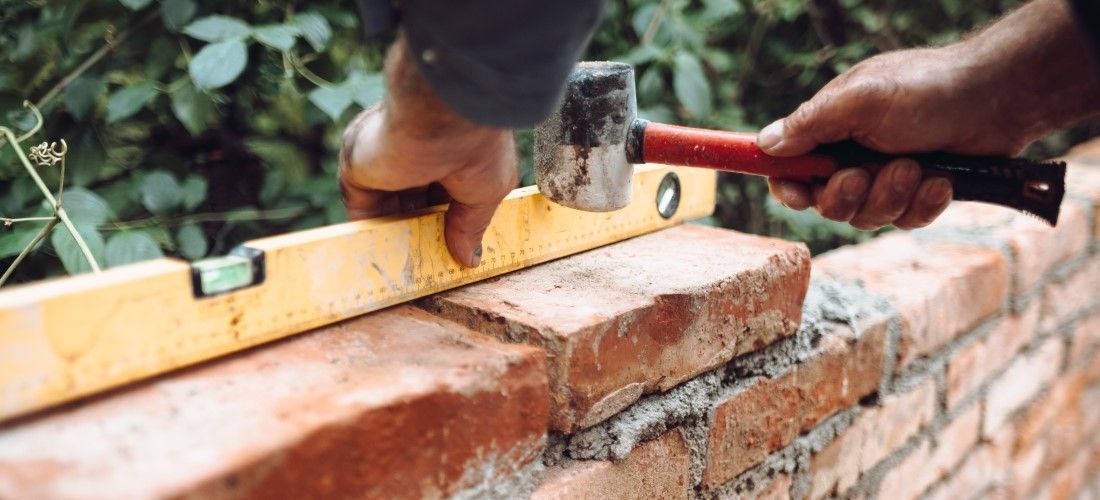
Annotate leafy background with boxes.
[0,0,1095,285]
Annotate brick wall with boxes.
[3,145,1100,499]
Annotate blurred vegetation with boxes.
[0,0,1095,284]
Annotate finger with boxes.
[850,159,922,230]
[341,181,402,221]
[894,177,953,229]
[757,78,894,157]
[768,178,813,211]
[439,141,518,268]
[814,168,871,222]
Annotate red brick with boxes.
[983,337,1064,437]
[531,430,691,500]
[1036,446,1092,500]
[809,380,936,499]
[814,232,1008,371]
[1039,257,1100,332]
[873,402,980,500]
[945,302,1040,408]
[1070,312,1100,368]
[0,306,548,499]
[925,201,1088,297]
[748,473,793,500]
[923,441,1010,500]
[423,224,811,432]
[705,318,888,488]
[1064,161,1100,240]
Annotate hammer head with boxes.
[535,62,637,212]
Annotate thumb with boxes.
[757,81,883,157]
[443,200,499,268]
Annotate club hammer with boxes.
[534,61,1066,225]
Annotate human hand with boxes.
[339,37,517,268]
[758,0,1100,231]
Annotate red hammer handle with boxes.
[640,122,841,182]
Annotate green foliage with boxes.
[1,0,1094,285]
[0,0,384,284]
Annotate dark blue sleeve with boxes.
[357,0,605,128]
[1070,0,1100,55]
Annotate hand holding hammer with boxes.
[534,62,1065,226]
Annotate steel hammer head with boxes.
[535,62,637,212]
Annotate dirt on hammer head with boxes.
[534,62,638,212]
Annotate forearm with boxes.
[382,34,507,158]
[958,0,1100,141]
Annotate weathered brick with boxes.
[1064,160,1100,240]
[1035,446,1093,500]
[531,430,691,500]
[813,232,1008,371]
[0,306,548,499]
[1039,257,1100,332]
[873,402,980,500]
[751,473,793,500]
[983,337,1064,437]
[809,380,936,499]
[923,441,1010,500]
[1070,312,1100,368]
[705,318,888,488]
[423,224,811,432]
[922,200,1088,298]
[945,302,1040,408]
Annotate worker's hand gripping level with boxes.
[534,61,1066,226]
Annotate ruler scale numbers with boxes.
[0,166,716,421]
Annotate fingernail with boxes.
[471,245,482,268]
[929,179,952,204]
[891,162,921,194]
[757,120,784,151]
[841,175,867,201]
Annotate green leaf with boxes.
[294,12,332,51]
[50,223,105,275]
[119,0,153,10]
[106,82,158,123]
[139,171,183,215]
[161,0,197,32]
[246,138,309,185]
[104,231,163,267]
[170,83,217,135]
[345,70,385,108]
[307,86,352,121]
[180,175,207,210]
[0,227,41,260]
[182,15,251,42]
[176,223,208,260]
[189,39,249,90]
[59,188,114,225]
[67,130,106,187]
[672,53,711,118]
[63,76,104,120]
[253,24,300,52]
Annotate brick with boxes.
[983,337,1064,437]
[749,473,793,500]
[1036,447,1092,500]
[923,200,1088,298]
[923,442,1009,500]
[423,224,811,432]
[1069,312,1100,368]
[531,430,691,500]
[0,306,548,499]
[874,402,980,500]
[1064,160,1100,240]
[814,232,1007,371]
[809,380,936,499]
[1039,257,1100,332]
[705,319,889,488]
[945,302,1040,408]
